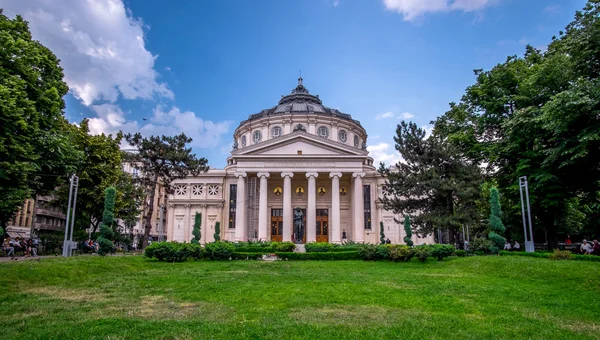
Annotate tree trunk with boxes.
[142,175,159,249]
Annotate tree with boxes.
[114,169,145,237]
[97,187,116,256]
[0,11,79,227]
[488,187,506,253]
[379,121,483,243]
[191,212,201,244]
[214,221,221,242]
[53,120,123,234]
[124,133,209,248]
[379,221,385,244]
[404,216,413,246]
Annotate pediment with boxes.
[233,132,365,157]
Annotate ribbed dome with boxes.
[240,78,360,125]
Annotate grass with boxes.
[1,256,599,339]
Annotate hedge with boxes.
[500,250,600,262]
[275,251,360,260]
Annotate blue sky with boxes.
[1,0,587,167]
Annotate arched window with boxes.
[241,135,247,147]
[317,126,329,138]
[271,126,282,138]
[354,135,359,147]
[338,130,347,143]
[253,130,262,144]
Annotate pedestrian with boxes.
[2,237,15,258]
[581,240,593,255]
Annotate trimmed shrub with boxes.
[474,250,485,256]
[205,241,235,260]
[275,241,296,252]
[276,251,360,260]
[231,252,269,260]
[357,244,378,260]
[380,221,386,244]
[144,242,202,262]
[454,250,467,257]
[387,245,414,262]
[572,254,600,262]
[430,244,455,261]
[214,222,221,241]
[414,245,431,262]
[403,216,413,246]
[471,238,493,253]
[488,187,506,254]
[549,249,572,260]
[500,250,550,258]
[305,242,334,252]
[97,187,116,256]
[191,212,201,245]
[375,245,390,260]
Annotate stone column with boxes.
[329,172,342,243]
[184,204,191,242]
[257,172,270,241]
[234,172,247,242]
[281,172,294,242]
[167,203,175,241]
[306,172,318,243]
[352,172,366,242]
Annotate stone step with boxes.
[294,244,306,253]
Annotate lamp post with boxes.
[62,174,79,257]
[519,176,535,252]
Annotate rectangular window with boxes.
[229,184,237,229]
[363,185,372,230]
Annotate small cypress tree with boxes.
[214,221,221,242]
[97,187,116,256]
[379,221,386,244]
[191,212,201,244]
[404,216,413,246]
[488,187,506,253]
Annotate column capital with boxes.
[329,172,342,179]
[234,172,247,178]
[352,172,366,179]
[257,172,270,179]
[305,172,319,179]
[281,172,294,179]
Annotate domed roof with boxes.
[239,78,361,126]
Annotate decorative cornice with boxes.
[257,172,270,179]
[305,172,318,179]
[281,172,294,179]
[329,172,342,179]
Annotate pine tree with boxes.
[214,221,221,242]
[404,216,414,246]
[379,221,386,244]
[191,212,201,244]
[97,187,116,256]
[488,187,506,253]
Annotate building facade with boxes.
[167,79,434,245]
[6,195,66,239]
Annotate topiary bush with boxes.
[403,216,413,246]
[97,187,116,256]
[191,212,201,245]
[275,241,296,252]
[549,249,573,260]
[430,244,455,261]
[357,244,378,260]
[214,221,221,241]
[387,244,414,262]
[488,187,506,254]
[276,251,360,260]
[205,241,235,260]
[380,221,386,244]
[305,242,334,252]
[414,245,431,263]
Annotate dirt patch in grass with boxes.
[289,305,420,326]
[24,286,109,302]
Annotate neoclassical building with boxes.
[166,79,434,245]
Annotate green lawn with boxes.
[1,256,599,339]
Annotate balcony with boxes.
[33,222,64,231]
[35,208,66,219]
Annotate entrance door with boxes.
[316,209,329,243]
[271,209,283,242]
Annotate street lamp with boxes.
[519,176,535,252]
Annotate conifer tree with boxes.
[379,222,386,244]
[488,187,506,253]
[404,216,414,246]
[191,212,201,244]
[214,222,221,242]
[97,187,116,256]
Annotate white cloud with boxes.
[86,104,232,149]
[1,0,173,106]
[383,0,496,21]
[376,112,395,120]
[367,142,402,166]
[400,112,415,119]
[333,0,340,7]
[421,124,434,138]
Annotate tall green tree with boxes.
[379,221,385,244]
[124,133,208,248]
[214,221,221,242]
[488,187,506,253]
[404,216,413,246]
[379,121,483,242]
[191,212,201,245]
[97,187,116,256]
[0,11,79,227]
